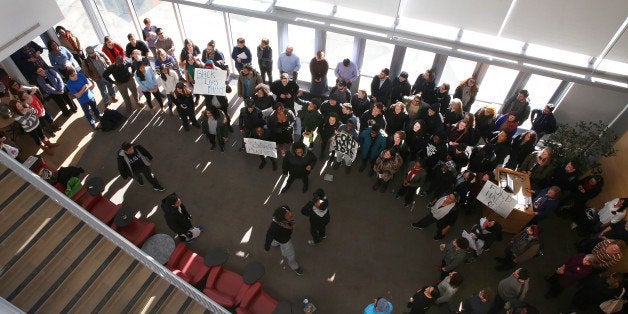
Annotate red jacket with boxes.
[102,43,125,63]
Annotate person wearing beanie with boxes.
[320,93,343,119]
[330,116,360,173]
[264,206,303,275]
[407,285,439,314]
[390,71,411,103]
[328,79,352,103]
[117,141,165,191]
[363,296,393,314]
[300,188,330,245]
[494,225,541,271]
[359,102,387,132]
[161,193,203,243]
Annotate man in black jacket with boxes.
[281,142,317,193]
[264,206,303,275]
[239,100,266,151]
[161,193,202,242]
[370,68,392,107]
[390,71,411,104]
[301,188,330,245]
[117,142,165,191]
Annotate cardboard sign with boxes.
[477,181,518,218]
[243,138,277,158]
[330,132,358,162]
[193,68,227,96]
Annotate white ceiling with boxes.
[315,0,402,18]
[606,30,628,63]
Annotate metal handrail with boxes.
[0,152,228,314]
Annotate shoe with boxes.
[321,235,326,239]
[294,267,303,275]
[259,161,266,169]
[358,163,366,172]
[239,147,245,152]
[280,186,290,194]
[154,186,165,191]
[419,191,426,196]
[411,223,423,230]
[302,185,309,193]
[570,222,578,230]
[404,203,412,208]
[210,144,216,151]
[307,240,316,245]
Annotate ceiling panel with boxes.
[399,0,512,35]
[315,0,401,17]
[605,30,628,63]
[501,0,628,57]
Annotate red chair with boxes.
[166,243,211,285]
[236,282,278,314]
[85,196,120,225]
[203,266,251,308]
[53,183,95,206]
[111,218,156,247]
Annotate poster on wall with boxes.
[243,138,277,158]
[477,181,518,218]
[193,68,227,96]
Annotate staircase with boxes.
[0,163,210,313]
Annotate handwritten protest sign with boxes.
[330,132,358,162]
[193,68,227,96]
[477,181,518,218]
[244,138,277,158]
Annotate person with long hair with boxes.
[251,83,275,111]
[268,103,296,156]
[474,106,496,144]
[135,62,163,110]
[172,82,200,131]
[9,99,59,155]
[200,105,228,152]
[505,130,537,170]
[179,38,200,66]
[182,54,202,104]
[17,90,60,136]
[55,25,85,62]
[443,98,464,127]
[158,65,179,114]
[453,77,479,113]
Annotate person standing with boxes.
[370,68,392,107]
[281,142,317,193]
[142,18,159,57]
[395,160,427,207]
[277,45,300,81]
[407,285,440,314]
[500,90,531,125]
[309,50,329,97]
[270,73,299,110]
[55,26,85,63]
[301,188,330,245]
[101,36,125,63]
[231,37,252,73]
[35,67,77,116]
[103,56,143,112]
[161,193,202,242]
[489,268,530,314]
[200,106,228,152]
[125,33,150,58]
[257,38,273,84]
[172,82,200,131]
[237,63,263,99]
[334,58,359,89]
[154,28,176,58]
[82,46,118,106]
[135,62,164,110]
[65,68,101,128]
[264,206,303,275]
[48,41,81,75]
[9,99,59,155]
[437,237,469,280]
[117,142,165,191]
[530,104,557,140]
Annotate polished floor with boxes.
[11,92,582,313]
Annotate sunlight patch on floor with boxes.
[109,178,134,205]
[326,272,336,283]
[145,205,159,218]
[202,161,212,173]
[240,226,253,244]
[235,250,249,258]
[60,132,94,167]
[102,175,120,196]
[138,295,155,313]
[131,113,162,143]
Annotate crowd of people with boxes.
[2,19,626,314]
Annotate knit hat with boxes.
[376,298,390,312]
[399,71,409,79]
[85,46,96,55]
[313,188,326,199]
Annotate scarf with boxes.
[405,168,422,182]
[64,33,80,51]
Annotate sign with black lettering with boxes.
[243,138,277,158]
[330,132,358,162]
[193,68,227,96]
[477,181,517,218]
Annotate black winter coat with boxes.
[282,149,317,177]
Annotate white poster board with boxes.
[243,138,277,158]
[329,132,358,162]
[477,181,518,218]
[193,68,227,96]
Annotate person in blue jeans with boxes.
[66,68,101,128]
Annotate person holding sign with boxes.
[268,103,296,157]
[281,142,317,194]
[238,100,266,151]
[172,82,200,131]
[329,117,359,173]
[250,126,277,170]
[231,38,252,73]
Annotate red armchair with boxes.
[236,282,278,314]
[111,218,156,247]
[166,243,211,285]
[84,195,121,225]
[203,266,251,308]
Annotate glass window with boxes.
[288,24,316,83]
[362,40,394,78]
[475,65,518,105]
[439,56,477,89]
[358,74,373,95]
[228,14,278,77]
[178,5,230,64]
[94,0,137,44]
[401,48,436,87]
[519,74,562,129]
[132,0,183,54]
[526,43,591,67]
[55,0,100,47]
[325,32,354,84]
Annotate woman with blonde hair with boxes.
[474,106,496,144]
[444,98,464,127]
[453,77,479,113]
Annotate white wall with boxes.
[0,0,64,61]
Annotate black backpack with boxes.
[100,109,125,131]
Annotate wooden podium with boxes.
[480,167,535,234]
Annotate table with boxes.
[204,248,229,267]
[114,206,133,228]
[481,167,535,234]
[141,233,176,264]
[85,176,105,195]
[243,261,265,284]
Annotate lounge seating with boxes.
[111,218,156,247]
[236,282,278,314]
[166,242,211,285]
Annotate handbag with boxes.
[600,288,626,313]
